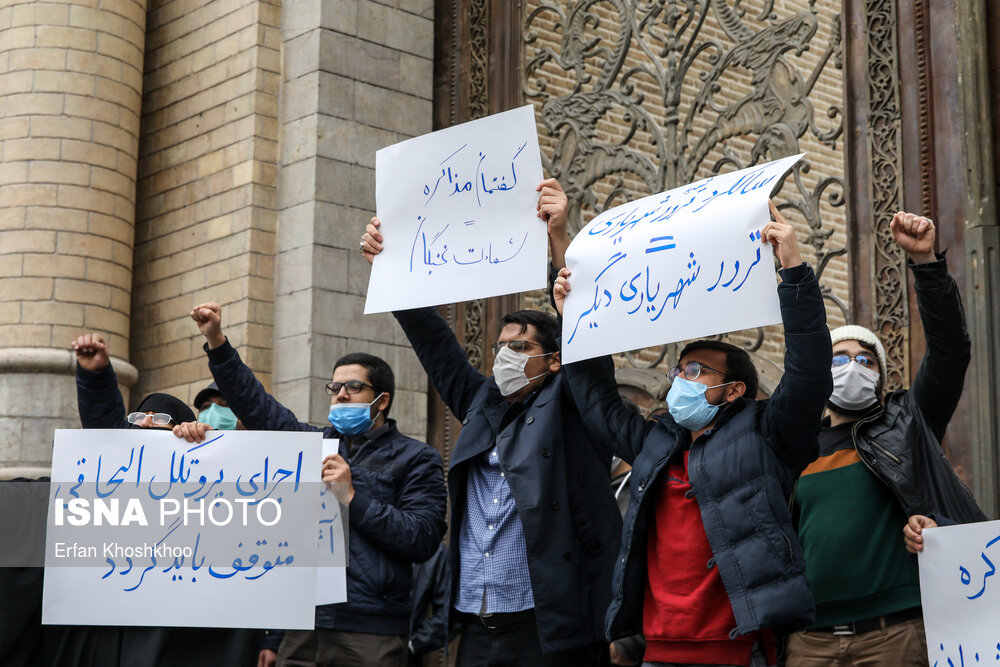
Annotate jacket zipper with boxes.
[851,412,909,510]
[868,439,902,464]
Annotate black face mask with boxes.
[133,393,196,426]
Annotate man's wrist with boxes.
[206,332,226,349]
[907,251,937,265]
[780,256,802,270]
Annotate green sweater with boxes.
[795,424,921,627]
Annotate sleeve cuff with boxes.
[260,629,284,651]
[909,251,949,283]
[777,262,810,284]
[76,363,118,390]
[347,490,372,527]
[203,338,235,363]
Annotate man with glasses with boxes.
[360,178,622,666]
[785,212,986,667]
[187,302,447,667]
[553,203,832,667]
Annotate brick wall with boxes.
[0,0,146,470]
[0,0,146,355]
[129,0,280,406]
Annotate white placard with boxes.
[317,438,347,605]
[561,154,804,363]
[42,429,322,629]
[919,520,1000,665]
[365,105,546,313]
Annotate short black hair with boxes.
[333,352,395,417]
[678,340,758,399]
[500,310,560,355]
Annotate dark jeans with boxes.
[277,629,408,667]
[455,611,606,667]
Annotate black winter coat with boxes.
[205,340,448,635]
[563,263,832,640]
[394,307,622,653]
[827,255,986,524]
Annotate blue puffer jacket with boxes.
[563,263,832,640]
[205,340,448,636]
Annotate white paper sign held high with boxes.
[561,154,804,363]
[365,105,546,313]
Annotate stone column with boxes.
[274,1,433,437]
[0,0,146,477]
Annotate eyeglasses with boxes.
[126,412,173,426]
[832,354,878,369]
[325,380,376,395]
[668,361,726,381]
[491,340,541,355]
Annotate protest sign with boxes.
[365,104,546,313]
[561,154,804,363]
[42,429,323,629]
[919,520,1000,666]
[317,438,347,605]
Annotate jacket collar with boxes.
[532,372,560,407]
[485,372,559,408]
[339,419,401,457]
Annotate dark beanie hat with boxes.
[136,393,196,425]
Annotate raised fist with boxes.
[72,333,110,372]
[890,211,936,264]
[190,302,225,349]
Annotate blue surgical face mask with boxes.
[327,393,385,436]
[199,403,238,431]
[666,377,734,431]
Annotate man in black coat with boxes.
[361,178,621,666]
[187,303,448,667]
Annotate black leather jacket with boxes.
[815,254,986,524]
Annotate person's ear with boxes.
[725,381,746,403]
[376,392,391,414]
[548,349,561,373]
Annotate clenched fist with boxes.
[190,302,226,349]
[890,211,936,264]
[72,333,110,372]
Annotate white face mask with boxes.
[829,362,880,411]
[492,346,551,397]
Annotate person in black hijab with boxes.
[42,333,262,667]
[130,392,197,428]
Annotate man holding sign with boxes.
[554,203,832,667]
[362,180,623,666]
[189,303,447,667]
